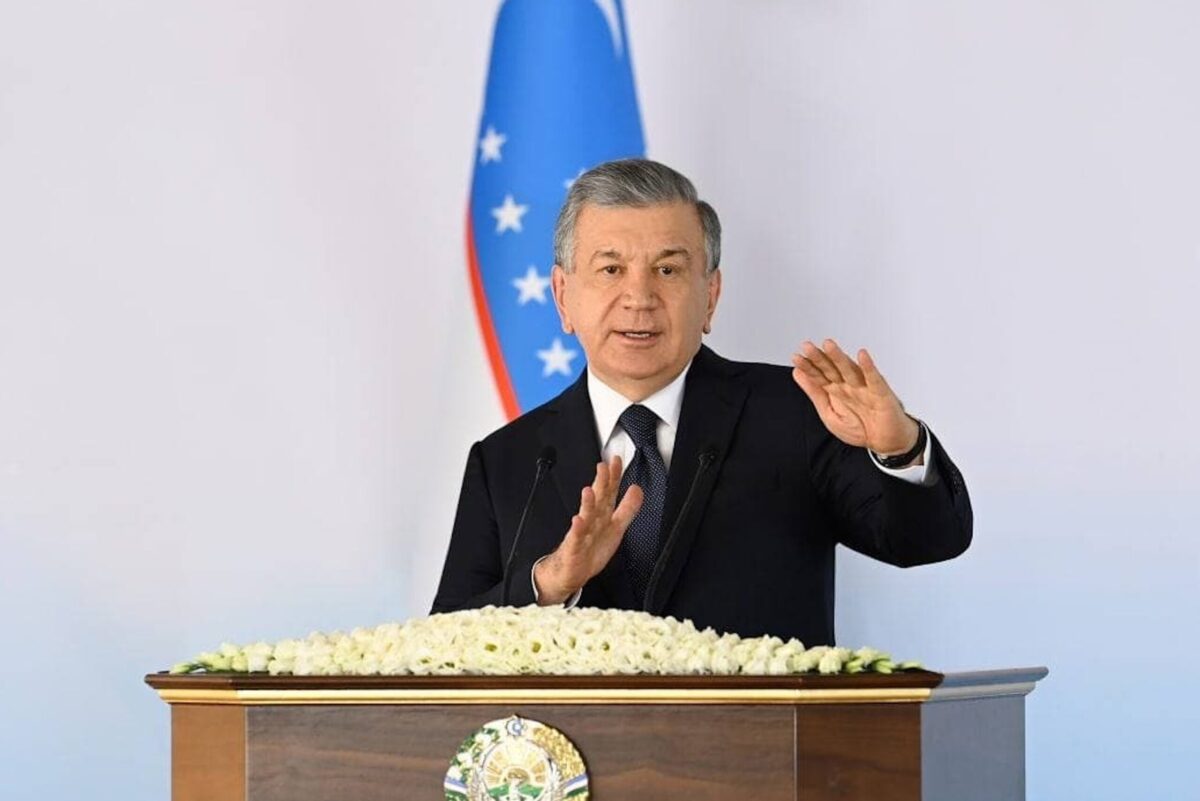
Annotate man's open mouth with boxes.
[617,330,659,340]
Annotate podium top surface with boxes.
[145,667,1047,706]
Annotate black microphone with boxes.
[642,445,718,612]
[501,446,557,607]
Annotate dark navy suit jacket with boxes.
[431,345,972,645]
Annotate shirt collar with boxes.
[587,360,692,449]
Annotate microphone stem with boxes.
[643,452,714,612]
[501,459,550,606]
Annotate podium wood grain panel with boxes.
[245,704,795,801]
[797,704,921,800]
[173,705,246,801]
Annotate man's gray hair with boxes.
[553,158,722,273]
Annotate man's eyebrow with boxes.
[589,248,625,263]
[654,247,692,262]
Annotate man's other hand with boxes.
[791,339,922,460]
[533,456,644,605]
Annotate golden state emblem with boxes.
[444,715,588,801]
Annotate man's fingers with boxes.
[801,341,841,384]
[592,460,609,498]
[561,514,587,553]
[611,484,644,531]
[822,339,866,387]
[579,486,596,520]
[792,352,835,414]
[602,455,623,505]
[791,352,830,386]
[858,348,895,397]
[792,365,834,417]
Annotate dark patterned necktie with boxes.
[616,404,668,605]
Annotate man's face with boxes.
[551,202,721,400]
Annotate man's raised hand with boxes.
[533,455,643,605]
[791,339,922,459]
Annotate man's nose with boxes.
[621,269,657,308]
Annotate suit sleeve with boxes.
[430,442,540,613]
[807,416,973,567]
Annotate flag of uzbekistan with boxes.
[467,0,645,419]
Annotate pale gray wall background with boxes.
[1,1,1196,798]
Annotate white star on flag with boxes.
[537,338,578,377]
[512,266,551,305]
[492,194,528,234]
[479,125,507,163]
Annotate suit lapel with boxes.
[647,345,748,614]
[538,371,638,609]
[539,372,598,523]
[537,348,749,613]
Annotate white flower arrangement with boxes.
[170,605,921,677]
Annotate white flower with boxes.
[766,653,792,675]
[175,607,920,678]
[744,656,769,674]
[710,652,735,675]
[273,640,300,660]
[243,642,273,673]
[818,650,845,675]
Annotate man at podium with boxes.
[433,159,972,645]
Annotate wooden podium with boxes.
[146,667,1046,801]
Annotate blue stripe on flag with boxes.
[468,0,645,417]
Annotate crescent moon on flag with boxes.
[592,0,624,56]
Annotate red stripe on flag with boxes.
[465,209,520,421]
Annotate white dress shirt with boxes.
[533,359,938,604]
[589,360,691,472]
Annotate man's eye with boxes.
[658,265,677,276]
[601,265,620,275]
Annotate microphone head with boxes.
[699,445,718,466]
[537,446,557,468]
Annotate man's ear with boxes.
[703,268,722,334]
[551,264,574,334]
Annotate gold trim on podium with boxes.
[155,686,934,706]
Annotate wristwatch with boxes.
[871,419,927,469]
